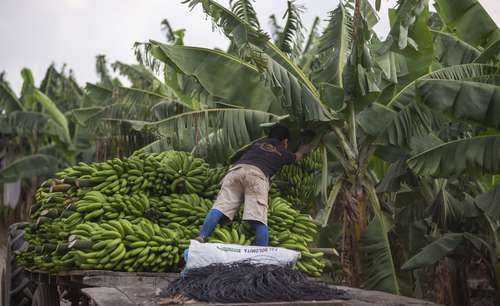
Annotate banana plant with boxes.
[0,68,78,183]
[360,0,500,300]
[0,66,86,220]
[396,180,500,305]
[132,0,500,296]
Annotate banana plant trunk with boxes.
[434,257,470,306]
[341,177,368,287]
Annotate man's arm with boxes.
[294,143,314,161]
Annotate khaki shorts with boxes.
[212,164,270,225]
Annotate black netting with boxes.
[160,261,351,303]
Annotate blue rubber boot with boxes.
[253,221,269,246]
[198,209,224,240]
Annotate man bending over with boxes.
[196,124,313,246]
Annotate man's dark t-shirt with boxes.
[234,138,296,177]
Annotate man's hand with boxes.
[294,143,314,161]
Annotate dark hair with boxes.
[268,123,290,141]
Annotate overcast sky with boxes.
[1,0,499,94]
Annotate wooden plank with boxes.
[159,300,371,306]
[81,287,135,306]
[55,269,177,278]
[82,274,174,288]
[83,275,174,305]
[335,286,442,306]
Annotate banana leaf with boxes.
[33,90,71,144]
[275,0,304,57]
[431,30,480,67]
[150,43,331,123]
[0,154,65,183]
[360,214,400,294]
[229,0,260,30]
[416,79,500,129]
[183,0,319,97]
[435,0,500,48]
[401,233,464,270]
[266,57,332,123]
[358,64,499,146]
[474,183,500,220]
[474,39,500,64]
[407,135,500,177]
[0,82,23,112]
[0,111,49,136]
[150,43,280,113]
[312,2,352,87]
[130,108,280,164]
[379,0,428,52]
[71,107,105,125]
[20,68,36,110]
[390,5,434,84]
[299,16,321,70]
[402,232,490,271]
[84,83,113,106]
[111,61,161,89]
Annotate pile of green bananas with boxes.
[275,149,322,210]
[19,150,326,276]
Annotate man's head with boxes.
[268,123,290,147]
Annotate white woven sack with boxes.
[185,240,301,269]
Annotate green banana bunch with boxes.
[266,197,325,276]
[110,192,151,219]
[300,149,322,169]
[162,193,212,227]
[161,151,209,195]
[66,219,186,272]
[69,191,155,223]
[53,155,148,195]
[166,223,200,243]
[31,191,65,219]
[202,167,227,198]
[207,224,253,245]
[55,161,99,178]
[16,221,76,272]
[269,182,281,199]
[91,158,138,195]
[274,149,322,210]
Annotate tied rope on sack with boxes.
[159,261,351,303]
